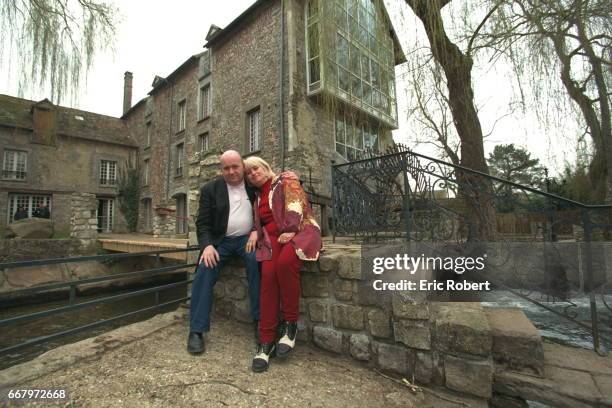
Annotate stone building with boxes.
[0,0,404,239]
[122,0,405,238]
[0,94,137,236]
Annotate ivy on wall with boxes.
[117,165,140,232]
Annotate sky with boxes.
[0,0,580,176]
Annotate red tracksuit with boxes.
[258,178,303,344]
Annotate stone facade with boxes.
[0,239,90,263]
[208,246,496,403]
[2,0,402,241]
[0,95,137,237]
[70,193,98,248]
[121,0,402,238]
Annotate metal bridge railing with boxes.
[0,246,200,357]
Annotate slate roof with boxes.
[0,93,138,147]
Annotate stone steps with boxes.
[484,307,544,376]
[486,307,612,407]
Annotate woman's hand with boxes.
[246,230,258,253]
[278,232,296,244]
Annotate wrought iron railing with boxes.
[332,144,612,354]
[0,246,199,357]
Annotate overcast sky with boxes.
[0,0,580,175]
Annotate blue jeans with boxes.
[189,235,260,333]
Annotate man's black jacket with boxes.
[195,177,256,250]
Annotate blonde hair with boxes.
[243,156,276,179]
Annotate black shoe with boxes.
[187,332,204,355]
[276,321,297,359]
[252,342,275,373]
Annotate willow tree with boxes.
[472,0,612,203]
[0,0,118,104]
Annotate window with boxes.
[145,122,151,147]
[142,198,152,232]
[7,194,51,223]
[175,193,187,235]
[198,132,209,153]
[175,143,184,176]
[97,198,114,232]
[198,85,210,119]
[177,100,186,132]
[143,159,149,186]
[100,160,117,186]
[305,0,398,127]
[306,0,321,93]
[334,112,379,161]
[201,51,211,77]
[2,149,27,180]
[248,108,260,152]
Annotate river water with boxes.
[0,278,187,371]
[481,290,612,351]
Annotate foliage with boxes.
[0,0,118,103]
[488,144,546,189]
[117,164,140,232]
[548,163,597,204]
[469,0,612,202]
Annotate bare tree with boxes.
[403,0,500,240]
[0,0,118,104]
[407,64,460,165]
[471,0,611,202]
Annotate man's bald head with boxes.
[219,150,245,186]
[220,150,242,164]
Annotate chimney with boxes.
[123,71,133,115]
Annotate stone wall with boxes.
[483,241,612,289]
[0,255,187,302]
[207,246,494,403]
[70,193,98,248]
[0,124,134,235]
[125,57,203,238]
[0,193,99,264]
[0,239,91,263]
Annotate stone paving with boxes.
[0,309,487,408]
[494,341,612,407]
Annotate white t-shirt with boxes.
[225,181,253,237]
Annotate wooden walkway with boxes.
[97,234,191,261]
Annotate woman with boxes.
[244,156,322,373]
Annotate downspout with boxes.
[279,0,285,171]
[166,80,174,200]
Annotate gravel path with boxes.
[2,312,483,407]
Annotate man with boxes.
[188,150,260,354]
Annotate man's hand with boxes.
[199,245,220,268]
[246,231,258,253]
[278,232,296,244]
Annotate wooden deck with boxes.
[97,233,191,261]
